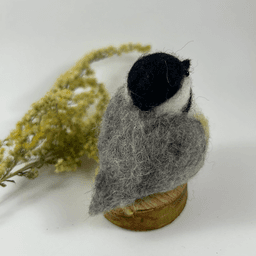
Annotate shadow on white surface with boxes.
[179,141,256,234]
[0,154,97,227]
[0,142,255,235]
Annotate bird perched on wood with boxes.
[89,52,210,216]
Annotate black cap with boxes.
[127,52,190,111]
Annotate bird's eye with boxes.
[185,71,189,76]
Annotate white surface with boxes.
[0,0,256,255]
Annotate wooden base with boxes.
[104,183,187,231]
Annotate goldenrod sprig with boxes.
[0,43,151,188]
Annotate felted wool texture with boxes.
[89,85,208,216]
[127,52,191,111]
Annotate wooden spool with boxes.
[104,183,187,231]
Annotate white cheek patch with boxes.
[123,76,203,118]
[154,76,192,117]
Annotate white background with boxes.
[1,0,256,255]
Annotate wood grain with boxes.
[104,183,187,231]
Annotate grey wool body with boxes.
[89,85,208,216]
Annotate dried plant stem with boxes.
[0,154,56,186]
[0,43,152,189]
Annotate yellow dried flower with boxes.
[23,168,39,179]
[0,42,151,188]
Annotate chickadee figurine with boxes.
[89,52,209,216]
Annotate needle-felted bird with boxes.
[89,52,210,216]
